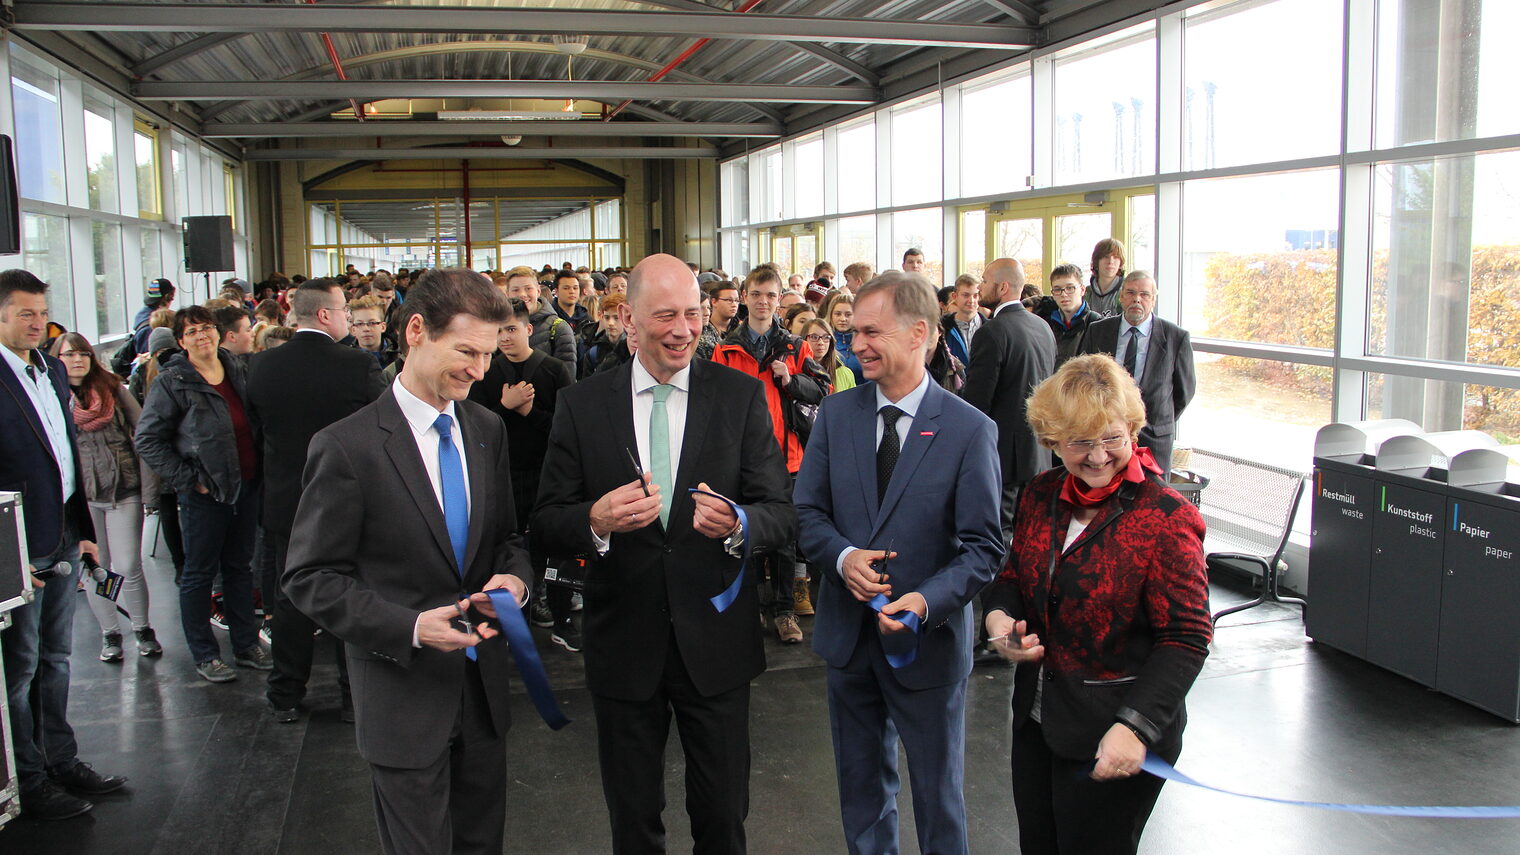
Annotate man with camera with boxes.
[0,270,126,820]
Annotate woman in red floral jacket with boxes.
[983,353,1212,855]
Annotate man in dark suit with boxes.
[246,277,386,723]
[1078,270,1196,473]
[962,257,1056,541]
[795,271,1004,855]
[0,269,126,820]
[283,269,532,855]
[534,253,796,855]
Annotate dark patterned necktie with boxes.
[1122,327,1139,376]
[877,405,904,504]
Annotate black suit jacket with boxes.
[282,389,532,769]
[532,359,796,702]
[246,331,385,536]
[962,303,1056,490]
[0,350,94,556]
[1078,315,1196,437]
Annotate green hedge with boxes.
[1202,246,1520,438]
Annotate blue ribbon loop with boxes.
[867,593,921,669]
[688,488,749,613]
[477,588,571,731]
[1142,756,1520,818]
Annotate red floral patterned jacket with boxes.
[984,467,1213,759]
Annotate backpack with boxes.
[109,323,145,376]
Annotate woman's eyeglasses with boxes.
[1062,435,1128,453]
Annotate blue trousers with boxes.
[178,484,260,663]
[2,539,82,791]
[826,616,969,855]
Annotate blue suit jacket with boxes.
[0,349,94,557]
[796,378,1005,690]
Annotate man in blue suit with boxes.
[0,270,126,820]
[796,271,1004,855]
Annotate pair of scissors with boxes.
[875,540,895,587]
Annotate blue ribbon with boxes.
[867,593,922,669]
[477,588,571,731]
[687,488,749,613]
[1142,756,1520,818]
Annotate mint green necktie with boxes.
[650,384,674,527]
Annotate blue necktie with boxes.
[433,413,468,575]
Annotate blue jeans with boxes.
[1,539,81,791]
[178,484,260,663]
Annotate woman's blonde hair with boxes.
[1025,353,1147,449]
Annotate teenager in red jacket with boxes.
[712,265,830,642]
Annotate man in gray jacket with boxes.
[504,266,578,374]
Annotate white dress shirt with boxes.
[392,374,470,515]
[1120,313,1155,383]
[2,345,76,500]
[395,375,477,649]
[836,371,933,576]
[591,357,691,553]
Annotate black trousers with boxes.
[591,631,751,855]
[512,469,572,621]
[267,534,350,710]
[1008,720,1171,855]
[157,491,185,579]
[369,660,507,855]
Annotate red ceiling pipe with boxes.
[304,0,365,121]
[604,0,767,121]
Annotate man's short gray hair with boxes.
[855,271,939,330]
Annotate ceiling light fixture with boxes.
[438,110,581,121]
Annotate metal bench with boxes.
[1182,448,1307,624]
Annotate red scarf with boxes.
[1059,444,1163,508]
[72,386,115,433]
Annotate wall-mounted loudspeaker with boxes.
[0,136,20,256]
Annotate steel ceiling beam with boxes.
[787,43,881,87]
[20,4,1035,49]
[134,80,879,104]
[194,41,787,124]
[202,120,783,138]
[124,2,880,89]
[243,146,719,161]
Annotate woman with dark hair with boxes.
[135,305,269,683]
[984,354,1211,855]
[1086,238,1127,318]
[784,301,817,337]
[50,333,163,661]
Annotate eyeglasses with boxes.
[57,350,92,359]
[352,320,385,330]
[714,297,740,304]
[180,325,218,339]
[1050,286,1078,296]
[1062,435,1129,453]
[804,334,831,344]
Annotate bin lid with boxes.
[1376,431,1500,476]
[1314,419,1421,460]
[1449,446,1520,493]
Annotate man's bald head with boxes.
[979,258,1026,308]
[623,253,702,383]
[627,253,699,308]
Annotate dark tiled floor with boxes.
[6,543,1520,854]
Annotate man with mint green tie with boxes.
[535,254,796,854]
